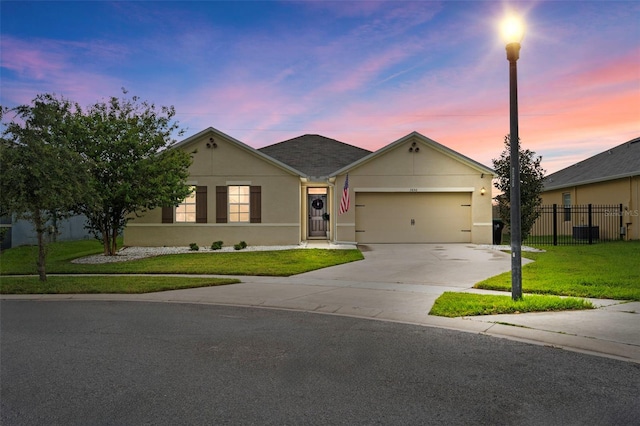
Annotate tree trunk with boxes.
[102,223,119,256]
[102,229,110,256]
[34,211,47,282]
[111,226,118,255]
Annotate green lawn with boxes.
[0,239,364,276]
[58,249,363,276]
[0,275,239,294]
[429,292,594,317]
[0,238,108,274]
[0,239,364,294]
[474,241,640,301]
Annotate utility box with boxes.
[572,225,599,241]
[493,219,505,245]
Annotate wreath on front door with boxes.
[311,198,324,210]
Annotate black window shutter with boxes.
[216,186,227,223]
[250,186,261,223]
[162,206,173,223]
[196,186,207,223]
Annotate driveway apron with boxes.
[122,244,518,325]
[296,243,516,287]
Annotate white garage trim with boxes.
[354,187,475,193]
[354,192,472,244]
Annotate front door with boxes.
[308,193,327,237]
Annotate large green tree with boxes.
[0,95,88,281]
[72,92,192,255]
[492,135,545,240]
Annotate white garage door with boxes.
[354,192,472,243]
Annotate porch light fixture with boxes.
[501,13,524,300]
[480,187,486,196]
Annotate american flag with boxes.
[339,174,350,215]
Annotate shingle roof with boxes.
[259,134,372,178]
[544,137,640,190]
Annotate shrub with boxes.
[234,241,248,251]
[189,243,199,251]
[211,240,224,250]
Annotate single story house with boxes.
[541,137,640,240]
[124,127,495,247]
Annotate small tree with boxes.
[492,135,545,240]
[72,91,192,255]
[0,95,88,281]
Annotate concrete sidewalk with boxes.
[3,244,638,363]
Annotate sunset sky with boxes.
[2,1,638,174]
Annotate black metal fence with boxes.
[526,204,624,246]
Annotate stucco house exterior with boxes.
[124,127,495,247]
[540,137,640,240]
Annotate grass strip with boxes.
[429,291,594,317]
[0,276,239,294]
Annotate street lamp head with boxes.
[501,15,525,45]
[501,15,524,62]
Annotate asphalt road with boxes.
[2,301,639,425]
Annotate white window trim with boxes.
[228,185,250,223]
[176,186,197,223]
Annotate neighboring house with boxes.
[0,214,92,250]
[541,137,640,240]
[124,127,495,247]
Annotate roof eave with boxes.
[544,171,640,191]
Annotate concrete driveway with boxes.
[298,243,517,287]
[47,244,516,325]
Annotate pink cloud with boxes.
[296,1,441,21]
[317,48,413,94]
[570,49,640,90]
[1,37,128,107]
[1,37,67,80]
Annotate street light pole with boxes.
[502,16,524,300]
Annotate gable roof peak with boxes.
[171,126,305,177]
[331,131,495,177]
